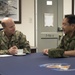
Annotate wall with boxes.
[16,0,34,46]
[63,0,72,16]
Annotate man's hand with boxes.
[8,46,18,55]
[43,49,48,55]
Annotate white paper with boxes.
[44,13,53,27]
[0,55,12,57]
[46,1,52,5]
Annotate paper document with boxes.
[0,55,12,57]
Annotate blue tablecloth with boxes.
[0,53,75,75]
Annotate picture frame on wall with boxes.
[0,0,21,24]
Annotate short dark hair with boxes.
[65,14,75,25]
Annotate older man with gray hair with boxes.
[0,17,31,55]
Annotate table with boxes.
[0,53,75,75]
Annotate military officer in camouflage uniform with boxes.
[0,17,31,55]
[43,15,75,58]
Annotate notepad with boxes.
[0,55,12,57]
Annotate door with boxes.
[35,0,63,52]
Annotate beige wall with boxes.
[16,0,34,46]
[63,0,72,16]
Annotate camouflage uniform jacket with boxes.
[0,30,31,54]
[48,34,75,58]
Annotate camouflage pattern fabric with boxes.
[0,30,31,54]
[48,34,75,58]
[48,48,64,58]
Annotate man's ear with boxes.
[74,25,75,29]
[71,24,75,30]
[72,24,75,29]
